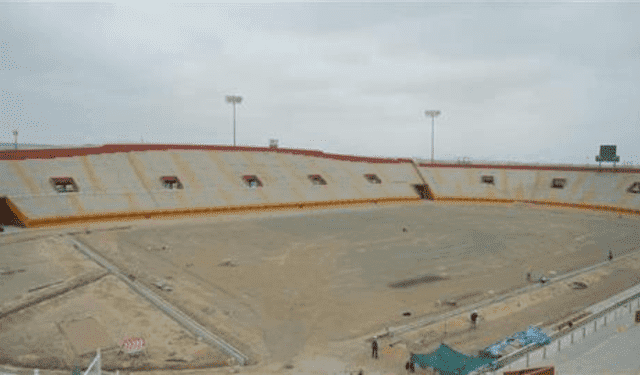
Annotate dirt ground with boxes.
[2,201,640,374]
[76,201,640,371]
[0,235,103,306]
[0,235,231,371]
[0,272,231,371]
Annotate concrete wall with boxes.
[2,144,639,228]
[418,164,640,212]
[276,152,339,202]
[0,145,421,227]
[1,154,159,221]
[85,153,157,212]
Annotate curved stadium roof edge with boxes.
[0,143,638,173]
[0,143,413,164]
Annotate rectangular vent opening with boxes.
[160,176,183,189]
[243,175,263,188]
[308,174,327,186]
[50,177,79,193]
[364,174,382,184]
[628,182,640,194]
[551,178,566,189]
[481,175,495,185]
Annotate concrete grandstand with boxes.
[0,144,425,228]
[1,144,640,374]
[1,144,639,228]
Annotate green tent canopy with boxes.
[410,343,494,375]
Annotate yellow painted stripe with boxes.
[23,196,422,228]
[434,196,640,215]
[18,194,640,229]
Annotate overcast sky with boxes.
[0,0,638,164]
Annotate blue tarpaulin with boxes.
[410,343,494,375]
[482,326,551,357]
[483,340,512,357]
[518,326,551,346]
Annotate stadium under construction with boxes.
[1,143,640,374]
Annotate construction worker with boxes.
[372,336,378,359]
[405,360,416,373]
[470,310,479,329]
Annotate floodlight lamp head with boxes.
[226,95,242,104]
[12,129,18,135]
[425,110,441,118]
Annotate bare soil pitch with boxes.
[2,201,640,374]
[77,202,640,368]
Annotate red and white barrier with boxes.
[120,338,145,354]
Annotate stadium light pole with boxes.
[225,95,243,146]
[424,110,441,163]
[12,129,18,150]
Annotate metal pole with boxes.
[424,110,440,163]
[431,116,435,163]
[226,95,242,147]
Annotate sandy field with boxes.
[0,236,231,371]
[2,201,640,374]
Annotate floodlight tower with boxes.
[225,95,243,146]
[424,110,441,163]
[12,129,18,150]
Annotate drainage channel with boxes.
[389,246,640,338]
[67,236,249,366]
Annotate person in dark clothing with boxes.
[372,336,378,359]
[470,310,479,329]
[406,361,416,373]
[609,250,613,261]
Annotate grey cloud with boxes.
[1,2,638,163]
[321,50,374,66]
